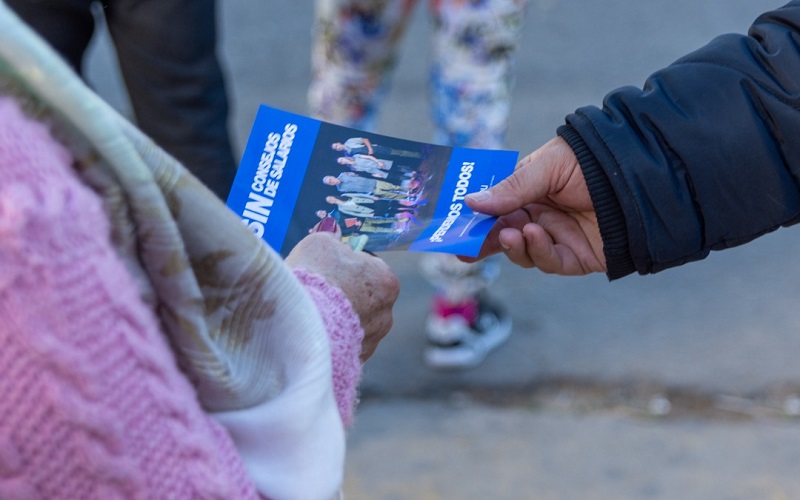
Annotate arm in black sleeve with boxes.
[562,1,800,279]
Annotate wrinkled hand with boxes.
[464,137,606,275]
[286,232,399,361]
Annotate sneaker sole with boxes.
[423,315,512,370]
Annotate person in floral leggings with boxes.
[309,0,527,369]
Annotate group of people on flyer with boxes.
[313,137,429,245]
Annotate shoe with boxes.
[423,295,512,370]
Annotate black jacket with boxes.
[558,1,800,279]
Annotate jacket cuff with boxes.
[557,125,636,280]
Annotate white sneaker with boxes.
[424,297,512,370]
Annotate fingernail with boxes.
[501,241,510,251]
[466,190,491,202]
[315,216,337,233]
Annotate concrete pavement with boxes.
[83,0,800,497]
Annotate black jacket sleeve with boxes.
[559,1,800,280]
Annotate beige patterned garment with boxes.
[0,4,334,415]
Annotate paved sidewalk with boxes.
[344,400,800,499]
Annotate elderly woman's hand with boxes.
[285,232,399,361]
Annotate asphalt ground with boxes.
[83,1,800,497]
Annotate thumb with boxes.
[465,136,573,216]
[465,153,551,216]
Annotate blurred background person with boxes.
[6,0,237,199]
[308,0,528,370]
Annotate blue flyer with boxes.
[226,104,518,258]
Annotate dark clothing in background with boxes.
[7,0,237,199]
[558,1,800,279]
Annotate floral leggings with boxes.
[309,0,528,305]
[308,0,528,149]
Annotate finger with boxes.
[466,137,576,217]
[359,312,393,362]
[351,257,400,313]
[529,210,605,275]
[465,160,549,216]
[521,219,601,275]
[466,206,539,261]
[286,231,339,265]
[520,223,570,274]
[497,227,536,268]
[502,222,578,274]
[313,217,343,238]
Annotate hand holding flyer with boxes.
[226,105,518,257]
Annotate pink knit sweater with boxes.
[0,97,363,498]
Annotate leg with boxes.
[428,0,528,148]
[104,0,236,199]
[421,252,512,369]
[308,0,419,130]
[422,0,527,369]
[4,0,95,73]
[373,180,410,199]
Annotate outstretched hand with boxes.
[464,137,607,275]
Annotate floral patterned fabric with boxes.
[309,0,528,148]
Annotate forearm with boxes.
[563,1,800,278]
